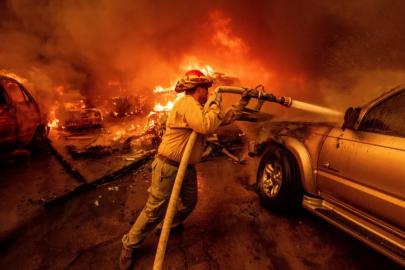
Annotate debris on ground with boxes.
[66,145,117,159]
[202,128,249,164]
[45,149,156,208]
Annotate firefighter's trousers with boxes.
[122,157,197,248]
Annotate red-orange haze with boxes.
[2,1,405,121]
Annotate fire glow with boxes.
[151,63,216,113]
[48,101,60,129]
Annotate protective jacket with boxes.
[157,95,244,164]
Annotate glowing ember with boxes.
[113,130,126,141]
[108,81,120,86]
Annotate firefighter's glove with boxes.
[210,91,222,107]
[158,127,165,137]
[239,90,251,106]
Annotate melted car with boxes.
[0,76,48,156]
[56,100,102,130]
[250,84,405,267]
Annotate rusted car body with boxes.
[250,84,405,266]
[0,75,48,156]
[56,100,102,130]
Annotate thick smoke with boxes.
[1,0,405,120]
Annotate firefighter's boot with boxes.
[119,245,134,270]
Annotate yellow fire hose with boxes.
[153,86,292,270]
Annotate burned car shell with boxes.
[57,101,102,129]
[0,76,47,155]
[251,84,405,266]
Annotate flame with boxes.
[53,85,64,95]
[64,100,87,109]
[113,130,126,141]
[153,101,174,112]
[209,11,249,55]
[48,101,60,129]
[0,70,28,84]
[153,81,176,93]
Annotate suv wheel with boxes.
[257,145,303,212]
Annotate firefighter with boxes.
[119,70,251,269]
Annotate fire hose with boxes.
[153,86,292,270]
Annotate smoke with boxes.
[1,0,405,119]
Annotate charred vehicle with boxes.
[0,76,48,156]
[250,84,405,267]
[56,99,102,130]
[104,95,149,117]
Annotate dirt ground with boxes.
[0,150,402,270]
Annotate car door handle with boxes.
[323,162,339,172]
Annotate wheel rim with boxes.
[261,161,282,197]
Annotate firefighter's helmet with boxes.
[174,70,213,93]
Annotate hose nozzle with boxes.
[212,86,293,110]
[282,96,293,108]
[263,94,292,108]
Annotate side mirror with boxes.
[342,107,361,131]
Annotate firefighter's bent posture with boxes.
[119,70,251,269]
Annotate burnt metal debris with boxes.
[45,149,155,208]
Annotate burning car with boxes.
[249,84,405,266]
[0,75,48,156]
[56,99,102,130]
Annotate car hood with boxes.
[256,121,335,144]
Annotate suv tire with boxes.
[257,144,303,212]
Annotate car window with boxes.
[3,80,27,103]
[359,90,405,137]
[0,87,7,105]
[19,85,32,102]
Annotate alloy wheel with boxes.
[261,160,282,197]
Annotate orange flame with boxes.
[48,101,60,129]
[0,70,28,84]
[53,85,64,96]
[209,11,249,55]
[153,81,176,93]
[153,101,175,112]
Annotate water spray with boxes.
[291,100,342,116]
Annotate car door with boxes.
[1,79,40,145]
[317,90,405,234]
[0,84,17,154]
